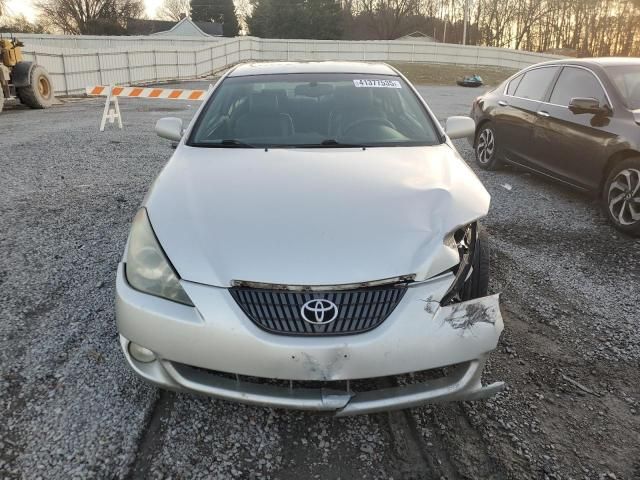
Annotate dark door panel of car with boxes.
[531,107,615,189]
[493,97,540,164]
[496,66,560,166]
[530,66,615,189]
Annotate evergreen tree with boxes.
[247,0,343,39]
[191,0,239,37]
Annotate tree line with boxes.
[243,0,640,56]
[1,0,639,56]
[0,0,239,36]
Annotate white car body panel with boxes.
[146,144,490,287]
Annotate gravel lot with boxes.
[1,79,639,480]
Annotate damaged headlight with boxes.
[440,222,477,305]
[125,208,194,306]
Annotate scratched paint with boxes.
[438,294,501,332]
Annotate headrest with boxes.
[250,92,278,113]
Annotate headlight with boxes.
[125,208,193,306]
[440,222,476,305]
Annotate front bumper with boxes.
[116,264,504,415]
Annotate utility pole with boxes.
[462,0,468,45]
[443,14,447,43]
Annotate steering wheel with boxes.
[341,117,396,137]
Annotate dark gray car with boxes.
[470,57,640,235]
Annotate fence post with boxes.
[126,50,132,85]
[153,50,158,82]
[97,52,103,86]
[193,50,197,77]
[61,52,69,96]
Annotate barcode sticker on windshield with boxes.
[353,79,402,88]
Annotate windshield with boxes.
[607,65,640,110]
[188,73,441,148]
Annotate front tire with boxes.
[474,123,501,170]
[16,65,54,109]
[603,158,640,236]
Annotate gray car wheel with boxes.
[604,158,640,236]
[474,123,501,170]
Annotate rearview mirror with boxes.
[444,116,475,140]
[155,117,184,142]
[568,97,610,116]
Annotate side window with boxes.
[506,74,523,96]
[549,67,607,106]
[514,67,559,101]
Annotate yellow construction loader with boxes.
[0,37,54,113]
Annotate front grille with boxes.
[229,285,407,335]
[177,362,452,392]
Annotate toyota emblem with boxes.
[300,299,339,325]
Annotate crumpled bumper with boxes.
[116,263,504,415]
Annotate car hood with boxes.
[145,144,490,287]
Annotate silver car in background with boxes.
[116,62,504,416]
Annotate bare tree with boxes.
[357,0,421,39]
[157,0,190,20]
[36,0,144,34]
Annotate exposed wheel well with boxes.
[600,150,640,193]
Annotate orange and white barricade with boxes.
[86,85,210,131]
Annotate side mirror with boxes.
[568,97,610,116]
[444,116,476,140]
[155,117,183,142]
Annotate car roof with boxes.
[530,57,640,69]
[228,61,398,77]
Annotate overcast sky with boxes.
[6,0,163,22]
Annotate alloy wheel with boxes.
[608,168,640,226]
[476,128,495,164]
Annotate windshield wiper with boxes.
[215,139,257,148]
[319,139,367,148]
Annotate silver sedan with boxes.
[116,61,504,416]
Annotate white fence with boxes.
[14,34,562,95]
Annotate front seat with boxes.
[235,93,294,139]
[328,87,386,138]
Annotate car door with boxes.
[493,66,560,166]
[530,66,617,189]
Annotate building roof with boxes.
[126,19,178,35]
[229,62,398,77]
[127,16,223,37]
[196,21,224,36]
[396,31,437,42]
[151,17,223,37]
